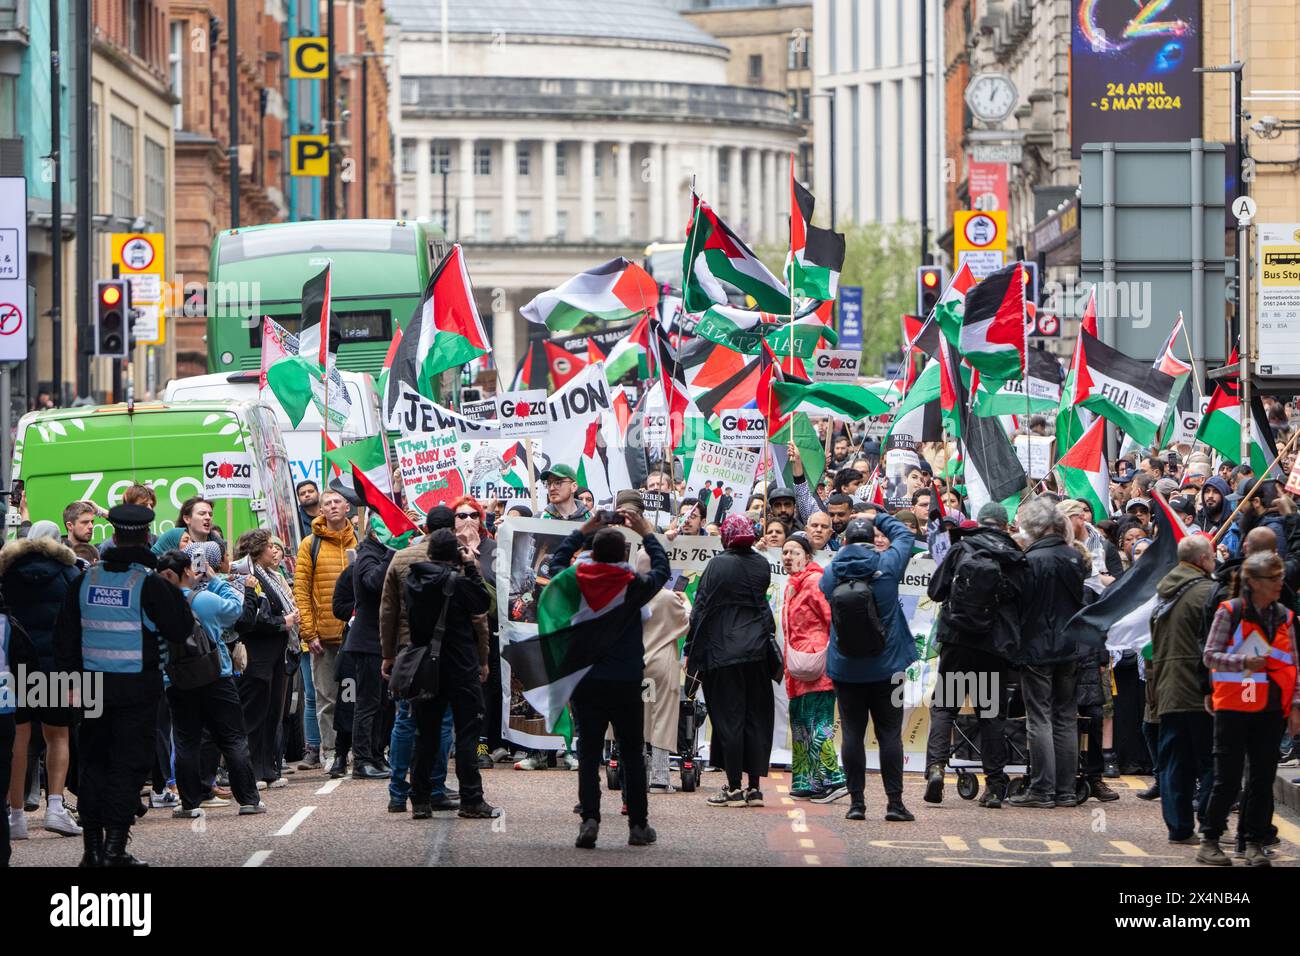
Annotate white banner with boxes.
[495,390,550,438]
[394,427,465,515]
[811,349,863,382]
[718,409,767,448]
[202,452,255,499]
[684,441,758,524]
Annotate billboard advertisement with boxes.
[1070,0,1202,157]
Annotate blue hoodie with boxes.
[182,576,245,679]
[820,513,916,684]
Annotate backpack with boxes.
[165,593,224,691]
[830,574,887,657]
[390,569,457,701]
[943,544,1010,635]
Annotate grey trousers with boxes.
[1021,661,1079,799]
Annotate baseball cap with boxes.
[843,517,875,544]
[976,502,1010,528]
[1169,495,1196,516]
[1110,471,1133,484]
[540,463,578,482]
[1125,497,1152,513]
[768,487,796,504]
[614,490,644,514]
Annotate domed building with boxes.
[388,0,802,376]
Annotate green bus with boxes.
[207,219,449,374]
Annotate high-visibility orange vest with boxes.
[1211,599,1297,713]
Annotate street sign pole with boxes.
[1238,211,1251,465]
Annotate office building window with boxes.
[169,21,184,129]
[828,0,837,72]
[800,89,810,121]
[593,210,605,239]
[788,37,809,70]
[144,137,166,230]
[556,143,567,177]
[517,145,530,177]
[474,210,492,241]
[516,210,532,241]
[593,148,602,179]
[851,0,859,71]
[110,117,135,219]
[0,76,14,138]
[475,144,492,176]
[556,210,569,240]
[400,139,417,175]
[748,54,763,84]
[431,141,450,174]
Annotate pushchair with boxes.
[603,674,707,792]
[946,676,1030,800]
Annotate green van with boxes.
[7,400,301,555]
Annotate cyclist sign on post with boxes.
[0,177,28,362]
[110,232,166,345]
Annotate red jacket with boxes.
[783,564,833,697]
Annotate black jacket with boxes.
[1017,534,1088,666]
[0,536,82,671]
[342,536,394,656]
[404,559,492,685]
[684,546,775,674]
[545,529,672,682]
[928,526,1025,661]
[241,567,295,675]
[53,545,195,703]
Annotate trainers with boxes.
[172,806,203,820]
[149,788,180,809]
[845,804,866,821]
[44,804,83,836]
[561,750,579,771]
[256,781,268,791]
[1196,839,1232,867]
[923,764,944,804]
[514,752,549,771]
[428,793,461,812]
[1089,779,1120,802]
[297,749,322,771]
[978,785,1004,809]
[387,795,407,813]
[8,806,27,840]
[649,782,677,794]
[458,800,501,819]
[476,744,493,770]
[212,785,232,799]
[1055,795,1081,808]
[1007,791,1055,809]
[812,783,850,805]
[238,802,268,815]
[1168,834,1199,846]
[885,801,914,822]
[628,824,657,846]
[744,788,764,807]
[268,777,289,790]
[490,747,512,764]
[789,787,817,800]
[706,787,746,808]
[575,818,599,849]
[411,803,432,820]
[1102,751,1120,778]
[199,796,231,809]
[1243,843,1272,867]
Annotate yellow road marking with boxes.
[781,797,794,805]
[776,785,789,793]
[803,854,821,865]
[1274,814,1300,848]
[800,838,815,849]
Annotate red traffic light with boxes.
[100,285,122,306]
[921,270,939,288]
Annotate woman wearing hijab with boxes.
[683,514,776,808]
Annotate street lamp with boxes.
[341,51,394,218]
[810,90,835,231]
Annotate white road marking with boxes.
[275,805,317,836]
[316,778,345,795]
[243,850,272,867]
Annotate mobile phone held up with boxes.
[597,510,626,526]
[190,551,208,578]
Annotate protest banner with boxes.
[393,427,465,515]
[684,440,759,524]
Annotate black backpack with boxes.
[165,594,224,691]
[943,544,1009,636]
[830,574,887,657]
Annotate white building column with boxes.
[746,148,763,242]
[662,142,678,235]
[414,136,432,221]
[541,137,558,239]
[458,137,476,239]
[501,137,518,240]
[763,149,778,243]
[580,139,597,239]
[615,140,632,240]
[647,142,664,240]
[492,309,517,395]
[881,82,901,222]
[728,146,743,225]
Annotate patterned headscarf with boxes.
[720,514,756,550]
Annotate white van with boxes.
[164,370,384,488]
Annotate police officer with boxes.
[53,504,193,867]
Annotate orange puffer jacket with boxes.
[293,515,358,644]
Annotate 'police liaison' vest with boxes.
[79,563,157,674]
[1211,598,1297,714]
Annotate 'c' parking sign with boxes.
[289,37,330,79]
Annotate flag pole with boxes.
[1021,263,1034,499]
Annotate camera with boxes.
[597,510,626,526]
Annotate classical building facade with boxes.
[389,0,801,380]
[811,0,943,236]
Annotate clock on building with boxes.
[964,72,1018,124]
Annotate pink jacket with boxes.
[783,564,833,697]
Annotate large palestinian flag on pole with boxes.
[263,267,352,429]
[785,156,846,301]
[1196,359,1276,476]
[603,313,651,384]
[682,193,790,314]
[502,557,641,737]
[693,303,837,357]
[948,261,1028,381]
[1074,330,1176,448]
[772,381,890,422]
[973,346,1063,418]
[1056,416,1110,522]
[520,258,659,332]
[1056,288,1098,453]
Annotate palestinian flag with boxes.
[544,342,586,389]
[693,303,837,358]
[415,245,490,394]
[1196,362,1276,476]
[520,258,659,332]
[949,261,1027,381]
[1055,416,1110,522]
[931,261,979,344]
[883,357,945,447]
[1055,287,1098,455]
[1068,490,1186,653]
[587,338,606,365]
[603,314,651,384]
[647,319,698,449]
[682,193,790,314]
[259,316,294,392]
[264,267,352,429]
[904,312,943,359]
[938,338,966,440]
[349,461,420,550]
[786,157,846,301]
[503,557,640,736]
[772,381,890,422]
[973,346,1063,417]
[323,434,392,499]
[1075,330,1176,448]
[376,326,403,404]
[941,336,1026,515]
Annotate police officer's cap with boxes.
[107,504,154,530]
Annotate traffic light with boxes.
[916,265,945,319]
[94,279,130,358]
[1020,260,1039,307]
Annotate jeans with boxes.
[299,653,320,750]
[388,700,452,802]
[1156,711,1213,840]
[834,679,904,804]
[311,645,341,754]
[167,677,260,810]
[1021,661,1079,799]
[410,680,484,805]
[573,678,648,828]
[923,644,1008,787]
[1201,710,1285,843]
